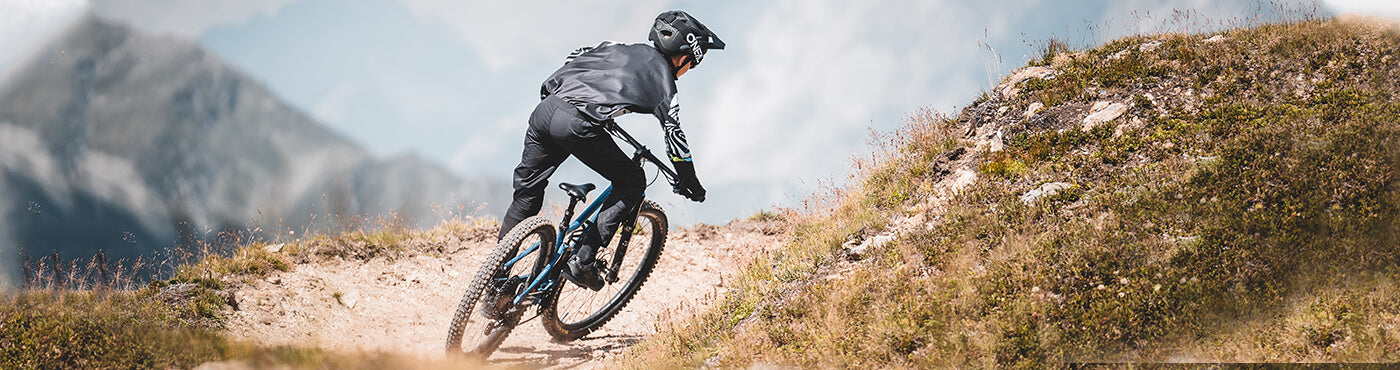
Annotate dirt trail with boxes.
[222,219,785,368]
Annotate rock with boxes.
[158,283,237,310]
[1204,35,1227,43]
[899,213,928,229]
[157,283,201,303]
[703,355,725,369]
[1024,102,1044,118]
[221,290,239,311]
[263,243,284,253]
[1083,101,1129,131]
[929,147,966,179]
[342,291,361,309]
[998,66,1057,97]
[845,232,896,261]
[1021,182,1073,204]
[944,169,978,195]
[973,128,1003,153]
[1139,40,1163,52]
[194,360,256,370]
[841,238,861,259]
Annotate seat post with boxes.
[560,197,580,228]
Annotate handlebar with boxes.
[601,121,679,186]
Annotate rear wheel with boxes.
[445,215,553,359]
[541,200,667,341]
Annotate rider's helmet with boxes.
[648,10,725,69]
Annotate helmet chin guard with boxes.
[648,11,724,67]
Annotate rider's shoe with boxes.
[562,255,605,291]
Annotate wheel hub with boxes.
[481,276,522,320]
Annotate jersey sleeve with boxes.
[656,94,692,162]
[564,41,617,64]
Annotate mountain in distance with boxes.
[0,14,507,286]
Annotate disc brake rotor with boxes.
[482,276,523,320]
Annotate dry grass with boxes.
[2,210,497,368]
[0,289,228,368]
[617,15,1400,368]
[11,3,1400,369]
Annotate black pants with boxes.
[499,95,645,262]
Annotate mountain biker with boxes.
[498,10,723,291]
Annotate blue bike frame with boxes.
[497,122,678,306]
[503,185,613,305]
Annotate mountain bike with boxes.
[445,122,679,359]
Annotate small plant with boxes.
[1029,36,1072,67]
[747,210,785,222]
[979,155,1028,179]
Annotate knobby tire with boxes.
[444,215,554,359]
[540,200,667,341]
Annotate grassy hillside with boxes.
[620,17,1400,367]
[5,16,1399,370]
[0,216,490,368]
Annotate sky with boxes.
[1,0,1396,224]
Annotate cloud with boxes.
[311,80,362,126]
[0,0,87,77]
[91,0,297,37]
[682,0,1317,214]
[396,0,676,70]
[692,0,1015,190]
[1324,0,1400,19]
[450,111,529,175]
[0,122,69,288]
[1099,0,1325,38]
[0,123,68,208]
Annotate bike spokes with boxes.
[555,217,648,318]
[544,201,666,340]
[446,216,554,358]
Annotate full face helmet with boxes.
[648,10,725,69]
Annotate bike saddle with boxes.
[559,182,596,199]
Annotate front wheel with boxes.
[445,215,553,359]
[541,200,668,341]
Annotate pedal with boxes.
[503,303,528,319]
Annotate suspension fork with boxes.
[606,211,637,283]
[605,151,651,282]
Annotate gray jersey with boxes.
[540,41,693,162]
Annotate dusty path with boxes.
[222,219,785,368]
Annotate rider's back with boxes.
[539,42,677,123]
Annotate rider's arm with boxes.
[658,96,691,162]
[656,95,705,202]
